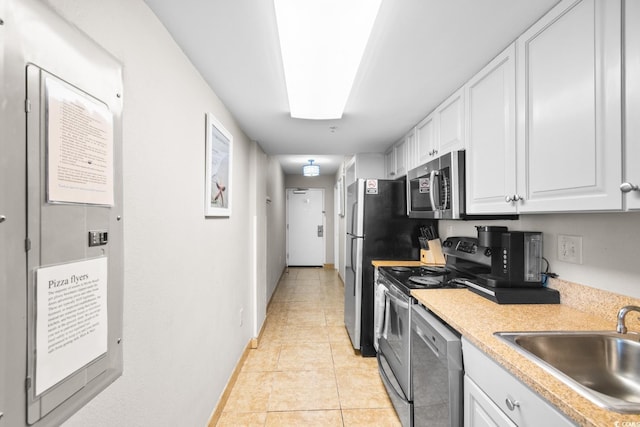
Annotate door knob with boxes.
[620,182,640,193]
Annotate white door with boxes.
[286,188,324,266]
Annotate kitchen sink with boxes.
[494,330,640,413]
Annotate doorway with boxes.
[286,188,325,266]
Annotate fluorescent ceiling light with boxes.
[274,0,382,120]
[303,160,320,176]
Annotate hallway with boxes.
[216,268,401,426]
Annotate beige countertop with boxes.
[371,260,422,267]
[411,288,638,427]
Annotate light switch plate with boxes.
[558,234,583,264]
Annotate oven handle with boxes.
[386,286,410,310]
[414,324,440,357]
[377,353,409,402]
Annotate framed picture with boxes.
[205,113,233,217]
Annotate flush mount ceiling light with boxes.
[274,0,382,120]
[302,159,320,176]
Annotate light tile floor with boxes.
[217,267,401,427]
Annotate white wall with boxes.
[284,175,336,265]
[41,1,270,425]
[266,157,287,302]
[441,211,640,299]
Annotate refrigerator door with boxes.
[345,180,364,350]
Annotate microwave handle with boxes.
[442,174,449,211]
[429,170,440,210]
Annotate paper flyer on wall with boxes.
[45,77,114,206]
[35,257,108,395]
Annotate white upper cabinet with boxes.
[415,113,437,165]
[624,0,640,210]
[386,129,415,179]
[395,134,409,177]
[515,0,622,213]
[465,43,517,214]
[385,146,396,179]
[413,87,465,169]
[438,87,466,155]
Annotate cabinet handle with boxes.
[513,194,523,202]
[505,194,522,203]
[505,195,513,203]
[505,397,520,411]
[620,182,640,193]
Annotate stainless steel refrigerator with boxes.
[344,178,435,356]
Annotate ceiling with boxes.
[143,0,560,175]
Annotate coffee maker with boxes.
[476,226,543,288]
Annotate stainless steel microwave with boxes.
[407,150,466,219]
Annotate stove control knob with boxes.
[484,248,492,257]
[443,240,453,248]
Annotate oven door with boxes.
[378,284,413,399]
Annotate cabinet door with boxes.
[464,376,517,427]
[385,148,396,179]
[395,136,408,178]
[437,87,465,155]
[516,0,622,212]
[405,128,417,171]
[625,0,640,210]
[465,44,517,214]
[416,113,437,165]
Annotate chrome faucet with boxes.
[616,305,640,334]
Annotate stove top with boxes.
[379,265,467,293]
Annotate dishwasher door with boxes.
[411,304,463,427]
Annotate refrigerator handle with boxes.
[350,236,357,296]
[350,200,359,236]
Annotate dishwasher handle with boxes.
[414,324,440,356]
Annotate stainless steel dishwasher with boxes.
[411,303,463,426]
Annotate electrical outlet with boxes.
[557,235,583,264]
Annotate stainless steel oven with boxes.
[377,267,464,427]
[378,282,414,426]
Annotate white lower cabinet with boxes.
[465,376,516,427]
[462,338,576,427]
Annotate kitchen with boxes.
[1,0,640,427]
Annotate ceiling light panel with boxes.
[274,0,382,120]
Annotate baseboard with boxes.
[206,341,252,427]
[323,263,335,270]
